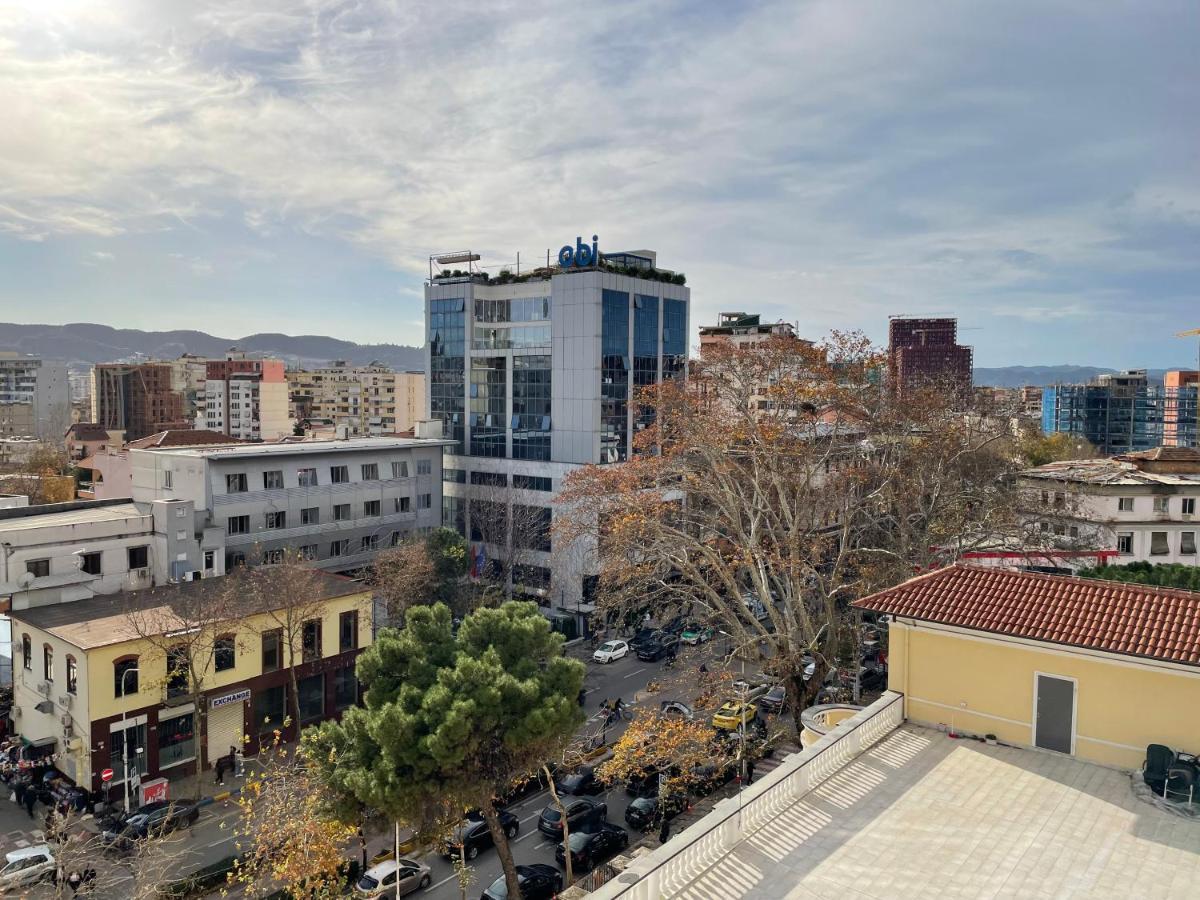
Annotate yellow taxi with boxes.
[711,700,758,731]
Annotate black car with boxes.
[554,765,604,797]
[442,810,520,860]
[659,615,688,636]
[537,797,607,837]
[555,822,629,872]
[692,762,737,796]
[624,793,687,831]
[627,628,659,653]
[636,633,680,662]
[480,863,563,900]
[102,799,200,850]
[758,684,787,715]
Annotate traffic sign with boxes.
[100,768,114,783]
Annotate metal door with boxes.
[206,700,245,766]
[1034,674,1075,754]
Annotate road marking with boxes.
[426,873,458,892]
[519,812,541,824]
[534,840,549,849]
[622,667,648,680]
[514,829,538,843]
[206,835,234,848]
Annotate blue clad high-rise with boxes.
[424,245,690,624]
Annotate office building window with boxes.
[330,465,349,484]
[470,356,507,458]
[204,550,215,570]
[299,544,318,560]
[1117,532,1134,554]
[1182,532,1197,555]
[512,354,551,461]
[514,505,552,552]
[418,493,432,510]
[364,500,380,517]
[443,495,465,535]
[158,710,195,768]
[443,468,467,483]
[430,297,466,451]
[1185,498,1197,515]
[26,559,49,578]
[262,629,281,672]
[333,504,351,521]
[633,293,660,448]
[361,463,379,480]
[226,473,248,493]
[662,297,687,380]
[226,550,246,570]
[513,475,552,492]
[339,611,359,652]
[1118,497,1134,512]
[265,511,286,530]
[334,667,357,710]
[329,539,349,557]
[1150,531,1169,555]
[1154,496,1170,513]
[601,289,630,463]
[298,467,319,487]
[471,471,507,487]
[302,619,322,662]
[361,534,379,552]
[227,515,250,535]
[263,470,284,490]
[392,461,409,478]
[301,507,319,525]
[128,545,149,568]
[80,552,102,575]
[396,496,411,513]
[298,673,325,723]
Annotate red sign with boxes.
[140,777,169,805]
[100,769,114,783]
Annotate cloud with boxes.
[0,0,1196,364]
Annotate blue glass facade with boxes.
[512,354,551,461]
[1041,384,1198,454]
[429,297,465,450]
[601,289,630,463]
[633,294,660,447]
[662,298,687,380]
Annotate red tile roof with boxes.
[125,429,242,449]
[852,564,1200,667]
[64,423,110,442]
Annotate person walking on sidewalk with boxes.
[658,814,671,845]
[22,785,36,819]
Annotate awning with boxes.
[21,736,55,749]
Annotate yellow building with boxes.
[11,568,371,798]
[287,363,425,435]
[854,564,1200,769]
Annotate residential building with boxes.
[596,565,1200,900]
[1021,384,1043,418]
[698,312,795,354]
[10,569,371,797]
[1020,447,1200,565]
[0,352,70,440]
[425,241,689,618]
[198,350,290,441]
[887,317,972,400]
[63,423,111,463]
[129,433,449,574]
[92,362,192,442]
[77,429,241,500]
[1042,369,1199,454]
[287,363,426,435]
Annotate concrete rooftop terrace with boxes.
[673,726,1200,899]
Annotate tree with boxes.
[369,528,475,622]
[558,332,1075,734]
[1018,430,1098,467]
[305,601,585,899]
[466,483,553,601]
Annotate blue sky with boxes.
[0,0,1197,367]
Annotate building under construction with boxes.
[887,317,973,400]
[91,363,191,442]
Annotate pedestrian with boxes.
[746,758,755,785]
[13,781,24,808]
[214,754,227,786]
[229,745,239,777]
[23,785,36,819]
[658,815,671,844]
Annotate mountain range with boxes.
[973,366,1172,388]
[0,323,423,370]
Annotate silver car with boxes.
[355,857,432,897]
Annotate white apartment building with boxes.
[198,351,291,442]
[0,352,70,440]
[425,242,689,623]
[131,434,450,574]
[1019,447,1200,566]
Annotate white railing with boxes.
[588,691,905,900]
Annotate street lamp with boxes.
[119,665,140,813]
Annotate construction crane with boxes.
[1178,328,1200,376]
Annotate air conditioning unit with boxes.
[60,713,72,729]
[58,694,73,709]
[66,738,83,752]
[131,567,150,580]
[36,682,52,697]
[10,705,20,718]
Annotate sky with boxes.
[0,0,1197,367]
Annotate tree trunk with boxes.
[288,634,302,736]
[481,799,522,900]
[543,765,573,886]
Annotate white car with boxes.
[593,640,629,664]
[0,845,54,892]
[355,858,432,897]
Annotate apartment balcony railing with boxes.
[588,691,905,900]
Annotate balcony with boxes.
[587,692,1200,899]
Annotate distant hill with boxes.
[0,323,423,370]
[974,366,1170,388]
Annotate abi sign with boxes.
[558,235,599,268]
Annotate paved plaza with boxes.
[676,726,1200,899]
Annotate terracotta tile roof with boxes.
[1119,447,1200,462]
[64,423,109,442]
[852,564,1200,667]
[125,429,243,449]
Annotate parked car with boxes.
[537,797,607,837]
[730,680,774,702]
[592,640,630,664]
[660,700,694,720]
[859,663,888,692]
[691,761,737,796]
[680,624,714,645]
[499,766,556,806]
[623,793,687,831]
[627,628,659,653]
[554,765,604,797]
[659,615,688,636]
[555,822,629,872]
[0,845,54,892]
[625,767,660,797]
[102,799,200,850]
[712,701,759,731]
[442,810,520,860]
[636,633,680,662]
[758,684,787,714]
[480,863,563,900]
[356,858,431,897]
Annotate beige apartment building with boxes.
[287,362,424,435]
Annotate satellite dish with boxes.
[17,572,34,588]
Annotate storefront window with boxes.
[334,667,357,711]
[298,673,325,723]
[158,711,196,768]
[254,684,287,735]
[110,722,149,784]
